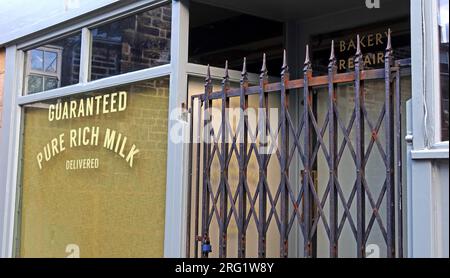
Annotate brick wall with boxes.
[0,47,5,128]
[90,4,171,81]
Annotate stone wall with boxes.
[90,4,171,81]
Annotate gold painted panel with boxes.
[18,77,169,258]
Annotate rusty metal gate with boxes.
[186,30,405,258]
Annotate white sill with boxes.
[411,141,449,160]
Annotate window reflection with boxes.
[439,0,449,141]
[24,33,81,94]
[44,51,57,73]
[30,49,44,71]
[90,4,172,81]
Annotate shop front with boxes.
[0,0,448,258]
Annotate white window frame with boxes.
[408,0,449,259]
[24,46,63,94]
[410,0,449,159]
[0,0,189,258]
[436,0,449,144]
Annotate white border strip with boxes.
[17,64,171,105]
[0,46,23,258]
[163,0,189,258]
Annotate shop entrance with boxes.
[185,0,411,258]
[186,39,410,258]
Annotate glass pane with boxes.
[44,51,57,73]
[310,21,410,75]
[187,76,276,258]
[188,2,283,73]
[30,49,44,71]
[90,4,172,81]
[44,77,58,91]
[439,0,449,141]
[314,76,411,258]
[18,77,170,257]
[27,75,43,94]
[24,33,81,94]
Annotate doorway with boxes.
[185,0,411,258]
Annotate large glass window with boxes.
[438,0,449,141]
[24,33,81,94]
[90,4,172,81]
[16,77,169,257]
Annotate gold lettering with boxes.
[48,104,55,121]
[114,133,122,153]
[37,153,43,170]
[44,145,51,161]
[126,144,139,168]
[86,98,93,117]
[367,34,374,47]
[104,128,116,150]
[70,129,77,147]
[91,127,99,146]
[340,40,346,52]
[348,39,356,51]
[377,52,384,64]
[348,58,354,69]
[59,133,65,152]
[102,94,110,114]
[110,92,118,113]
[339,59,346,70]
[95,95,102,115]
[83,127,90,146]
[119,136,127,158]
[51,138,59,156]
[62,102,69,120]
[70,100,77,119]
[359,35,366,48]
[118,91,127,112]
[78,128,82,146]
[55,102,62,120]
[78,100,85,118]
[48,92,128,122]
[376,33,383,45]
[364,54,373,66]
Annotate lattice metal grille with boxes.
[186,30,404,258]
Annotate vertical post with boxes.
[238,58,249,258]
[219,62,230,258]
[201,66,213,258]
[354,35,366,258]
[186,101,194,258]
[258,54,268,258]
[303,46,313,258]
[0,46,22,258]
[194,97,202,258]
[328,41,339,258]
[79,27,91,84]
[280,50,290,258]
[164,0,189,258]
[395,62,404,258]
[385,30,396,258]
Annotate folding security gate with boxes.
[186,30,405,258]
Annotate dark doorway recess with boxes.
[189,1,284,74]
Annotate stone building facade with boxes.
[90,5,171,81]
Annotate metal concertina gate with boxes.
[186,30,404,258]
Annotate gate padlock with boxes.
[201,235,212,257]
